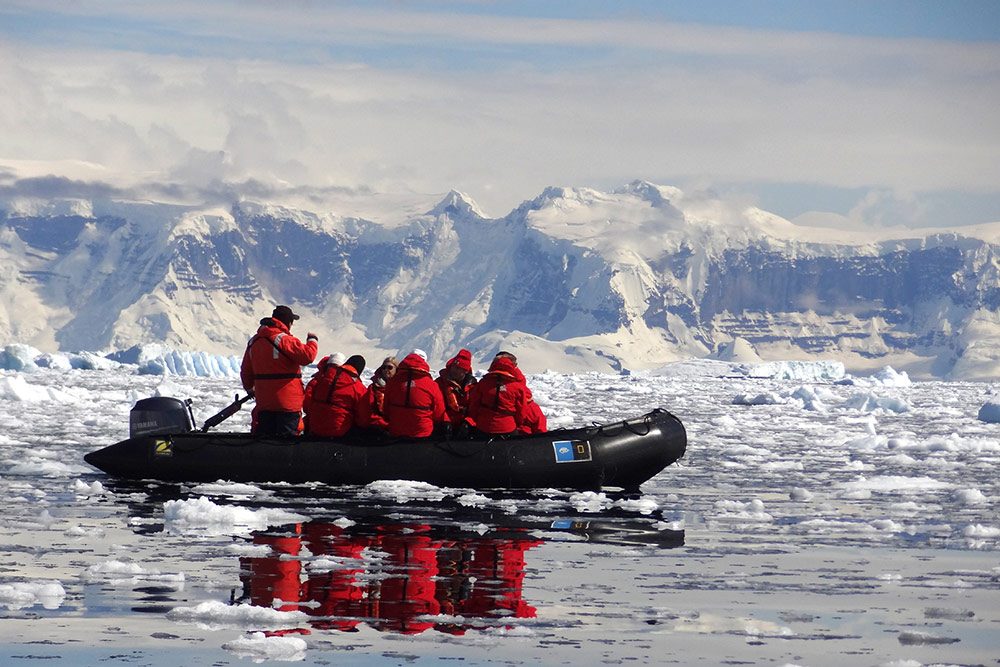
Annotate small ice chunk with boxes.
[222,631,307,662]
[0,581,66,610]
[962,524,1000,538]
[844,392,910,413]
[954,488,988,505]
[163,496,307,537]
[167,600,306,629]
[789,487,813,501]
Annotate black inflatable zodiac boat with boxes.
[84,397,686,491]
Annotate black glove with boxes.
[306,332,318,343]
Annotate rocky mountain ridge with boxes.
[2,182,998,378]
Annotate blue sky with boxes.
[1,1,998,225]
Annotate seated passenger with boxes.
[491,351,546,434]
[303,354,368,437]
[466,353,528,435]
[383,351,445,438]
[436,349,476,425]
[363,356,397,431]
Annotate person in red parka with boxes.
[383,351,446,438]
[361,356,397,431]
[436,349,475,425]
[240,305,318,436]
[303,354,368,437]
[466,353,528,435]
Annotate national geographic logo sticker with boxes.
[552,439,592,463]
[153,439,173,456]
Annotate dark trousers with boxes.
[255,411,301,437]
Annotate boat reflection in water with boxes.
[237,521,541,635]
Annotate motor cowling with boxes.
[129,396,195,438]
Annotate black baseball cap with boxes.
[272,305,300,325]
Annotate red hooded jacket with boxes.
[466,357,528,434]
[436,375,471,424]
[240,318,318,412]
[383,354,446,438]
[303,358,368,437]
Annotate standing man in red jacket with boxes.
[240,305,318,436]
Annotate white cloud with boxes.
[0,5,998,220]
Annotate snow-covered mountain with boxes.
[3,182,999,379]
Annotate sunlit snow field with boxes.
[1,361,998,666]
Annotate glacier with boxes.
[2,181,1000,379]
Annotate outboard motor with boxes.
[129,396,195,438]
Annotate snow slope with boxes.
[2,182,1000,378]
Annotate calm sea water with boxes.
[1,367,997,665]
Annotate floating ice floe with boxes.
[839,475,953,496]
[163,496,307,537]
[70,479,107,496]
[0,375,82,403]
[962,524,1000,538]
[167,600,307,629]
[188,480,271,499]
[457,492,491,507]
[843,391,910,414]
[361,480,450,503]
[732,391,785,406]
[733,385,833,411]
[224,543,275,557]
[0,580,66,610]
[713,498,773,522]
[954,488,988,505]
[839,366,913,387]
[222,631,308,662]
[81,559,185,585]
[5,449,90,477]
[789,487,814,501]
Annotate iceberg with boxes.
[0,344,41,372]
[977,401,1000,423]
[137,350,241,378]
[739,360,846,383]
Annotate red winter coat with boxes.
[466,357,528,434]
[383,354,446,438]
[362,381,389,430]
[520,390,547,434]
[303,359,367,437]
[240,318,318,412]
[436,374,473,424]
